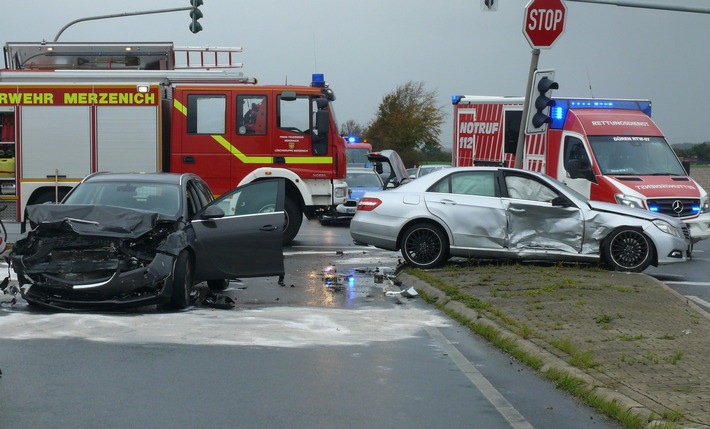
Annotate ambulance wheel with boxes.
[282,197,302,246]
[603,228,654,273]
[400,223,449,269]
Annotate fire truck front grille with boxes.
[646,198,700,218]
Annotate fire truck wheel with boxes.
[400,223,449,269]
[207,279,229,291]
[282,197,302,246]
[33,189,68,205]
[170,250,193,310]
[602,227,654,273]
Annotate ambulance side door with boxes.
[557,134,595,198]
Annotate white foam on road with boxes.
[0,306,450,348]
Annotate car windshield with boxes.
[588,136,686,176]
[347,172,383,188]
[347,148,371,165]
[64,181,182,217]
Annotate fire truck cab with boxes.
[0,41,348,244]
[452,95,710,243]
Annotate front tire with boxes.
[400,223,449,269]
[32,189,68,205]
[282,196,302,246]
[207,279,229,291]
[170,250,193,309]
[603,228,654,272]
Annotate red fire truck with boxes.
[451,95,710,243]
[0,41,348,244]
[345,139,373,167]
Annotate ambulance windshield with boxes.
[588,136,687,176]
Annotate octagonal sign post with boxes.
[523,0,567,49]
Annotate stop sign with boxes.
[523,0,567,49]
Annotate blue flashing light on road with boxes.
[348,136,357,143]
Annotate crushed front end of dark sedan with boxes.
[10,204,186,311]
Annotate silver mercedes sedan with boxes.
[350,167,690,272]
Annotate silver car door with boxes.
[424,170,507,249]
[503,173,584,254]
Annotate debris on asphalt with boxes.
[203,293,235,309]
[1,276,17,307]
[385,287,418,298]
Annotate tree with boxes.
[339,120,367,140]
[365,81,445,167]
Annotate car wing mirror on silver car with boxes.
[551,195,574,208]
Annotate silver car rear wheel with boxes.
[400,223,449,269]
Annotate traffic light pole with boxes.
[514,48,540,169]
[54,7,193,41]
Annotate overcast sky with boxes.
[3,1,709,149]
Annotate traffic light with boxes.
[481,0,497,11]
[526,69,558,134]
[189,0,203,34]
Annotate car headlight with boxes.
[701,195,709,214]
[615,194,645,210]
[335,186,348,199]
[652,219,681,238]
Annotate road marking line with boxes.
[687,295,710,309]
[426,327,534,429]
[666,281,710,286]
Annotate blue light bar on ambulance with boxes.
[311,73,326,88]
[549,98,653,130]
[648,202,701,214]
[452,95,463,105]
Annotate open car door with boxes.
[191,179,285,279]
[366,149,411,188]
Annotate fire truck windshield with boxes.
[588,136,687,176]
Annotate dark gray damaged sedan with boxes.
[10,172,285,311]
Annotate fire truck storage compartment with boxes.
[21,106,91,179]
[96,106,158,172]
[0,107,16,194]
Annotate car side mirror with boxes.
[315,110,329,136]
[683,160,691,175]
[200,205,225,220]
[551,195,574,207]
[567,159,596,183]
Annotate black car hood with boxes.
[26,204,161,239]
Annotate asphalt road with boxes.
[0,219,618,429]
